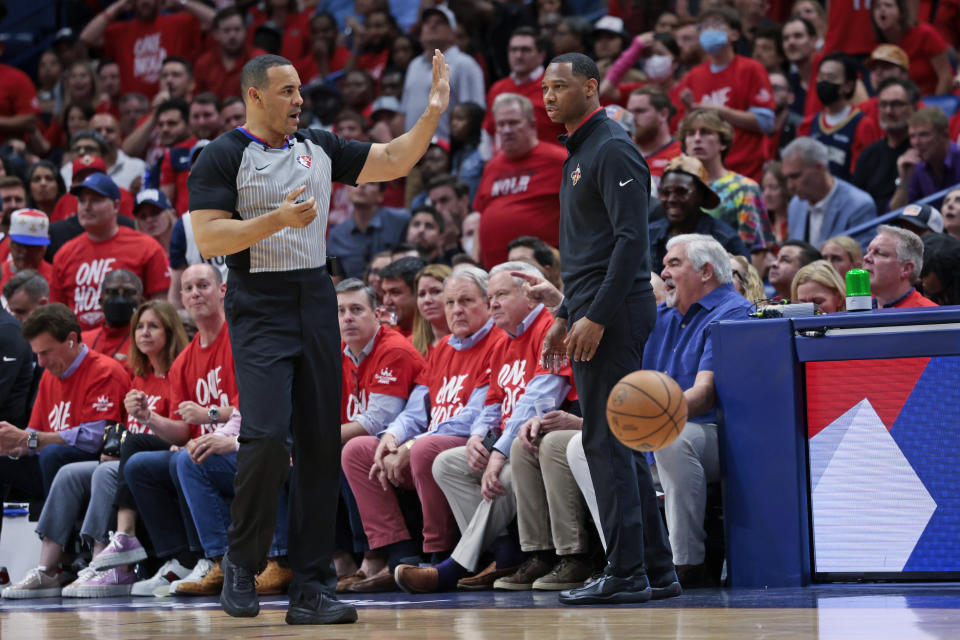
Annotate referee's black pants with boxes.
[225,267,341,595]
[569,290,675,578]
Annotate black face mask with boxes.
[102,295,138,327]
[815,80,842,105]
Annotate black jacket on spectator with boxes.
[852,138,910,215]
[0,308,35,429]
[648,212,749,272]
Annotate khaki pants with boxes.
[432,446,515,572]
[510,430,590,556]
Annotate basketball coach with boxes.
[540,53,680,605]
[188,53,450,625]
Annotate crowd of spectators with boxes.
[1,0,960,601]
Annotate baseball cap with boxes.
[72,154,107,177]
[865,44,909,70]
[429,136,451,153]
[422,5,457,30]
[605,105,635,138]
[662,155,721,209]
[895,203,944,233]
[53,27,76,45]
[134,188,173,213]
[70,172,121,201]
[8,209,51,246]
[371,96,402,119]
[594,15,628,37]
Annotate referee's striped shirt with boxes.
[187,127,371,273]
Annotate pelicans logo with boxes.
[570,163,582,186]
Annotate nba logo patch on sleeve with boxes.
[297,155,312,168]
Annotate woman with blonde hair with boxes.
[730,254,766,303]
[820,235,863,278]
[411,264,452,358]
[791,259,846,313]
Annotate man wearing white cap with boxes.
[1,209,53,288]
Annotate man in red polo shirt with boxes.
[864,225,938,309]
[51,173,170,331]
[79,0,214,98]
[194,8,266,103]
[483,27,565,150]
[0,303,129,515]
[475,93,567,268]
[676,7,775,180]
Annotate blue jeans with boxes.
[124,450,201,558]
[37,443,98,497]
[174,449,288,559]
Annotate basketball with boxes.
[606,370,687,451]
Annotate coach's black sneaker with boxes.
[220,553,259,618]
[649,566,683,600]
[558,569,653,605]
[285,585,358,625]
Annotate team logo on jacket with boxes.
[297,155,312,168]
[570,163,581,186]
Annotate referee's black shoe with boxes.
[220,553,259,617]
[285,586,358,625]
[558,568,653,605]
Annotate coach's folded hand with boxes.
[275,185,317,229]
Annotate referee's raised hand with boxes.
[276,185,317,229]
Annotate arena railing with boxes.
[841,181,960,240]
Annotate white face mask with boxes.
[644,55,674,82]
[461,235,476,256]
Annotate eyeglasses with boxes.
[732,269,747,287]
[878,100,909,110]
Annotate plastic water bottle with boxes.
[846,268,872,311]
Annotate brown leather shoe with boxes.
[394,564,439,594]
[348,570,397,593]
[457,561,519,591]
[335,571,366,593]
[255,559,293,595]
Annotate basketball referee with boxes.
[187,53,450,625]
[541,53,680,605]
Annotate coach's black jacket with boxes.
[556,108,653,326]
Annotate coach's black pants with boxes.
[569,290,674,578]
[225,267,341,595]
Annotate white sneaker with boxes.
[63,566,137,598]
[1,567,62,599]
[167,558,214,596]
[131,559,190,597]
[61,566,99,597]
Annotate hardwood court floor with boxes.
[3,586,960,640]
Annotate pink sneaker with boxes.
[91,532,147,570]
[63,567,137,598]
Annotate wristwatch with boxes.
[27,431,38,451]
[208,407,220,424]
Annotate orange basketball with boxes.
[606,370,687,452]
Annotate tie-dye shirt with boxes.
[706,171,775,251]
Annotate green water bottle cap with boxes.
[845,268,871,297]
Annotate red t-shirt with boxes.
[824,1,876,55]
[897,24,949,96]
[474,141,567,268]
[194,47,267,102]
[82,323,132,362]
[103,13,203,98]
[51,189,135,223]
[341,327,426,423]
[356,49,389,80]
[485,307,572,433]
[0,237,7,263]
[483,72,567,149]
[127,371,172,434]
[167,322,239,439]
[160,136,197,215]
[920,0,960,48]
[417,325,505,431]
[51,227,171,331]
[296,46,351,85]
[644,139,683,184]
[0,259,54,289]
[29,349,129,432]
[676,56,775,180]
[248,9,312,63]
[0,63,40,145]
[950,110,960,144]
[892,289,938,308]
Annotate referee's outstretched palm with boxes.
[276,185,317,229]
[428,49,451,115]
